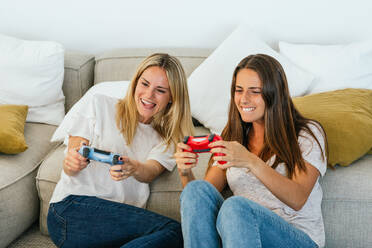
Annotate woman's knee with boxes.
[167,220,183,235]
[180,180,215,204]
[217,196,258,226]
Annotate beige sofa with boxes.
[3,48,372,248]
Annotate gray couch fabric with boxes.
[320,155,372,248]
[94,48,212,83]
[63,51,95,112]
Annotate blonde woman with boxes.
[48,53,193,248]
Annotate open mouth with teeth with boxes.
[242,107,255,112]
[140,98,156,109]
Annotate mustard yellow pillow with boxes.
[293,89,372,167]
[0,104,28,154]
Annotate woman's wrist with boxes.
[131,160,142,177]
[178,167,192,176]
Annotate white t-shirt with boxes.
[227,122,327,247]
[50,94,176,208]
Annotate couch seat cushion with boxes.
[320,155,372,248]
[0,123,59,189]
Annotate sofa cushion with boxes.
[94,48,212,84]
[0,104,28,154]
[36,144,65,235]
[293,88,372,167]
[0,34,65,126]
[51,81,130,143]
[279,40,372,94]
[0,123,60,247]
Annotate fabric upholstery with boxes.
[63,51,95,113]
[320,155,372,248]
[0,105,28,154]
[36,144,65,235]
[94,48,212,84]
[293,89,372,166]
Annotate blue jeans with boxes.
[47,195,183,248]
[180,180,318,248]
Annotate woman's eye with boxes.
[235,89,243,93]
[157,89,166,94]
[142,82,149,87]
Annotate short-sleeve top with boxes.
[50,94,176,208]
[226,122,327,247]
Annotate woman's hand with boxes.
[209,140,261,170]
[174,142,198,175]
[109,157,138,181]
[63,142,89,175]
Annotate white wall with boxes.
[1,0,371,54]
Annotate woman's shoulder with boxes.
[90,94,120,111]
[91,94,119,105]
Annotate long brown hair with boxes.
[116,53,194,149]
[219,54,327,178]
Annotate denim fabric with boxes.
[180,180,317,248]
[47,195,183,248]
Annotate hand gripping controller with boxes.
[183,134,227,164]
[78,145,124,165]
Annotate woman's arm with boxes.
[211,140,319,211]
[110,158,165,183]
[249,160,319,211]
[204,166,227,192]
[63,136,90,176]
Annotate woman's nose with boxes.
[242,91,251,102]
[144,88,155,98]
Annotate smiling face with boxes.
[134,66,171,124]
[234,68,265,125]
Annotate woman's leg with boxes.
[180,180,225,248]
[47,195,183,248]
[216,196,318,248]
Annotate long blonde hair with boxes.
[116,53,194,149]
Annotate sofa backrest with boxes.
[63,51,95,113]
[94,48,212,84]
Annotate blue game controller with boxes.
[78,145,124,166]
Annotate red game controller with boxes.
[183,134,227,165]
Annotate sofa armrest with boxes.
[63,51,95,113]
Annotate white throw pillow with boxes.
[0,34,65,125]
[51,81,130,142]
[279,40,372,94]
[188,25,316,134]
